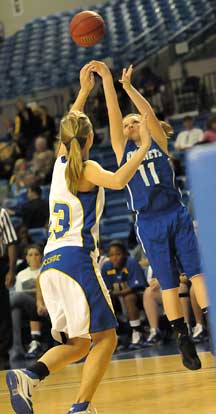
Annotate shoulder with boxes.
[16,267,30,279]
[102,260,113,272]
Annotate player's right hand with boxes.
[80,63,95,93]
[90,60,112,79]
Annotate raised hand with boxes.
[80,63,95,93]
[119,64,133,90]
[90,60,112,79]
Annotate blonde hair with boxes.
[59,110,93,195]
[123,113,173,138]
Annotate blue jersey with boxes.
[101,256,148,291]
[120,139,182,215]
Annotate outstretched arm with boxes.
[119,65,168,154]
[56,63,95,157]
[91,61,127,165]
[84,114,151,189]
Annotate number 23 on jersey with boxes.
[48,201,72,240]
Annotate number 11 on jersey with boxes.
[138,162,160,186]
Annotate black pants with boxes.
[0,259,13,368]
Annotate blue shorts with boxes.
[40,246,117,340]
[135,205,202,290]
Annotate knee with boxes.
[123,293,137,306]
[144,287,152,299]
[68,338,91,359]
[93,329,118,353]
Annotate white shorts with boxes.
[40,246,117,343]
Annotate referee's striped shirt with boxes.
[0,208,17,256]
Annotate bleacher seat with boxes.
[0,0,215,98]
[28,227,47,242]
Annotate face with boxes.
[108,246,126,269]
[26,248,42,269]
[35,137,47,152]
[16,99,25,111]
[184,119,193,130]
[123,115,141,142]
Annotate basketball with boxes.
[69,11,105,47]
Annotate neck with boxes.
[29,265,40,270]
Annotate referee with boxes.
[0,207,17,370]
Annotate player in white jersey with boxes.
[6,64,152,414]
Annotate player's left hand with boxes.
[5,271,15,289]
[80,63,95,93]
[119,65,133,90]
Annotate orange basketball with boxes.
[69,11,105,47]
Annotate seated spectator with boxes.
[190,285,207,342]
[202,116,216,143]
[31,136,55,183]
[143,276,163,344]
[9,158,28,196]
[174,116,203,151]
[16,225,32,266]
[10,244,46,360]
[14,98,38,158]
[0,140,20,180]
[10,185,49,229]
[38,105,56,149]
[102,240,148,347]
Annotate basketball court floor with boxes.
[0,343,215,414]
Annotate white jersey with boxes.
[44,156,105,257]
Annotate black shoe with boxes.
[177,334,202,370]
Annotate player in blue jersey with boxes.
[6,64,152,414]
[91,61,209,371]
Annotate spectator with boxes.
[39,105,56,149]
[0,140,20,180]
[143,277,163,344]
[14,98,37,157]
[31,136,54,183]
[102,240,148,347]
[10,244,46,360]
[9,158,28,197]
[202,116,216,143]
[0,207,17,370]
[174,116,203,151]
[11,185,49,229]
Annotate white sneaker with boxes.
[193,324,204,338]
[26,340,42,359]
[6,369,40,414]
[132,330,142,345]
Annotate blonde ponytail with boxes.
[59,110,93,195]
[65,138,83,195]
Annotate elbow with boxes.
[114,178,125,190]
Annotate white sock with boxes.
[129,319,141,329]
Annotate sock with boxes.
[31,331,41,342]
[71,402,89,412]
[129,319,141,331]
[170,317,188,336]
[29,361,50,380]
